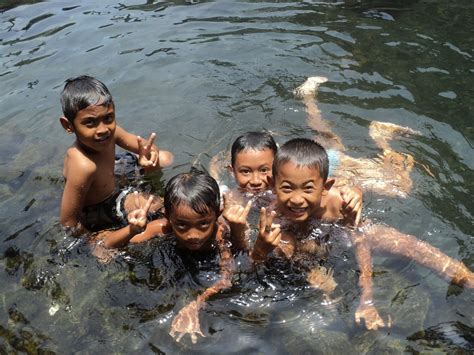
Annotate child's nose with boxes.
[289,193,304,205]
[249,173,262,185]
[97,122,109,134]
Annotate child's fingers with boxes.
[259,207,267,232]
[241,200,252,219]
[267,210,276,230]
[137,135,144,151]
[146,132,156,149]
[143,195,154,214]
[270,226,281,245]
[149,149,159,167]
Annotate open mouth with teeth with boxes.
[96,135,111,143]
[287,206,308,218]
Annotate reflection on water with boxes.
[0,0,473,353]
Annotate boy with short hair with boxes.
[59,75,173,248]
[220,132,362,251]
[252,138,474,330]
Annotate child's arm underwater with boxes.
[351,231,386,330]
[169,223,235,344]
[115,126,174,170]
[364,225,474,289]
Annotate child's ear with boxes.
[60,117,74,134]
[227,164,234,176]
[322,178,336,195]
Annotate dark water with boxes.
[1,0,473,353]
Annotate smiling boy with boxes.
[251,138,474,330]
[59,75,173,248]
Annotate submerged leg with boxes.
[294,76,345,151]
[368,121,420,151]
[364,225,474,288]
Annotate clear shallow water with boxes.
[1,0,473,353]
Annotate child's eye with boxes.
[239,170,250,176]
[259,167,270,174]
[280,186,292,193]
[304,188,315,193]
[199,222,210,228]
[175,223,188,231]
[84,120,96,128]
[104,115,114,124]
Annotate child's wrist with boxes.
[129,224,144,236]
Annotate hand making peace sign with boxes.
[127,191,153,232]
[137,132,159,168]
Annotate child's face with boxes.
[274,161,329,223]
[168,203,217,251]
[232,148,274,194]
[62,103,116,153]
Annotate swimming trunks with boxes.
[81,153,165,232]
[81,187,132,232]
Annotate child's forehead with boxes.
[276,161,322,179]
[78,101,114,114]
[236,147,275,160]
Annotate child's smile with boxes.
[274,161,326,223]
[72,103,116,152]
[232,148,274,194]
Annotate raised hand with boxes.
[339,186,362,226]
[137,132,159,168]
[169,300,205,344]
[251,207,281,262]
[222,193,252,228]
[355,302,386,330]
[127,191,153,233]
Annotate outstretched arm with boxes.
[364,225,474,289]
[115,125,174,169]
[170,224,235,343]
[96,192,166,248]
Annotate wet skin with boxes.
[232,148,274,194]
[274,161,332,223]
[168,204,217,251]
[68,103,116,153]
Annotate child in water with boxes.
[213,131,362,250]
[58,75,173,248]
[142,168,235,343]
[251,138,474,330]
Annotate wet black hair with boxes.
[231,131,278,167]
[164,168,220,218]
[60,75,113,122]
[273,138,329,181]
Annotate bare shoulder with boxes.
[64,146,97,181]
[322,187,344,219]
